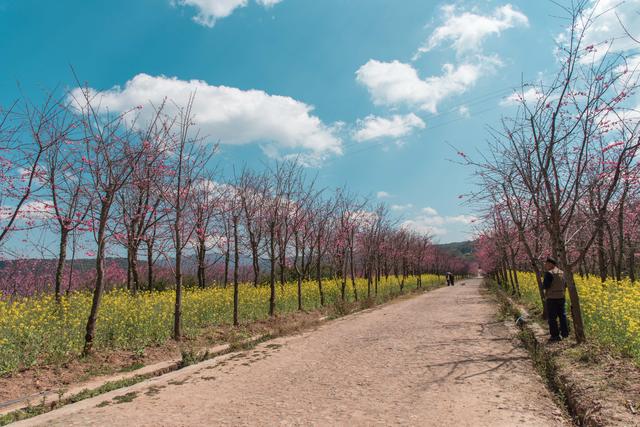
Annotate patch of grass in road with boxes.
[144,385,166,396]
[112,392,138,404]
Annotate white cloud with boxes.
[390,203,413,211]
[401,219,447,236]
[353,113,425,142]
[256,0,282,6]
[356,57,501,113]
[377,191,391,199]
[446,214,478,225]
[618,55,640,74]
[500,87,545,106]
[0,201,54,221]
[414,4,529,59]
[401,209,478,236]
[422,206,438,215]
[577,0,640,61]
[70,73,342,160]
[174,0,283,27]
[458,105,470,117]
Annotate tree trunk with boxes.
[131,246,140,293]
[66,233,77,295]
[340,252,347,301]
[597,226,607,283]
[146,240,154,291]
[367,263,372,298]
[316,251,324,306]
[251,245,260,287]
[269,225,276,316]
[349,245,358,301]
[557,241,585,343]
[222,248,229,288]
[54,228,69,303]
[83,202,110,356]
[173,217,183,340]
[627,240,636,282]
[233,217,239,326]
[197,239,206,288]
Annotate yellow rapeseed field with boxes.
[0,274,442,374]
[513,272,640,364]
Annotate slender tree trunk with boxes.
[295,242,304,311]
[269,225,276,316]
[629,248,636,282]
[349,245,358,301]
[174,247,183,340]
[597,226,607,283]
[556,241,586,343]
[279,256,286,289]
[223,238,230,288]
[367,262,372,298]
[340,252,347,301]
[197,239,206,288]
[126,247,133,291]
[66,233,77,295]
[316,253,325,306]
[83,202,110,356]
[251,245,260,287]
[173,208,183,340]
[233,218,239,326]
[375,261,380,296]
[146,240,154,291]
[55,228,69,303]
[131,245,140,293]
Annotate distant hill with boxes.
[435,240,475,261]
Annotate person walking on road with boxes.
[446,272,455,286]
[543,257,569,342]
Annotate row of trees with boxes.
[470,1,640,342]
[0,82,469,353]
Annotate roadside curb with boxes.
[0,334,266,418]
[493,287,604,427]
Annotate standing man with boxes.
[543,257,569,342]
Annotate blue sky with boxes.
[1,0,638,245]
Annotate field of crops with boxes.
[0,274,442,375]
[514,272,640,364]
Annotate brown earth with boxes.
[14,279,568,426]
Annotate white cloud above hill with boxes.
[401,208,478,237]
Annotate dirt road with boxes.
[17,279,568,426]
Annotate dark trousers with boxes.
[546,298,569,338]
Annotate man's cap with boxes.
[545,257,557,265]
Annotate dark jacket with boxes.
[543,267,566,299]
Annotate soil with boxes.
[548,337,640,426]
[15,279,569,426]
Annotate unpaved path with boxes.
[17,279,568,426]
